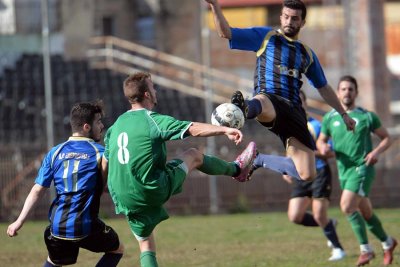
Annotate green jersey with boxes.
[321,107,381,176]
[104,109,192,215]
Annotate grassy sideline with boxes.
[1,208,398,267]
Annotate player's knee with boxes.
[287,212,302,224]
[256,94,269,109]
[340,204,355,215]
[289,217,303,224]
[297,170,316,182]
[184,148,203,166]
[359,209,373,220]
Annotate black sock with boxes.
[43,261,60,267]
[323,220,343,249]
[246,99,262,119]
[300,212,319,227]
[233,163,240,177]
[95,253,123,267]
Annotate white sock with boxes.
[360,244,373,253]
[382,236,393,251]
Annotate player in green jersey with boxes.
[102,72,257,267]
[317,75,396,266]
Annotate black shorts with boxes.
[258,93,316,150]
[290,164,332,199]
[44,219,120,265]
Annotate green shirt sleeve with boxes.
[149,111,192,141]
[369,111,382,131]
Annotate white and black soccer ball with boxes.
[211,103,245,129]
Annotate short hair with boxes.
[123,72,152,104]
[283,0,307,20]
[70,100,104,133]
[338,75,358,93]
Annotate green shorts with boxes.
[339,164,375,197]
[126,159,188,238]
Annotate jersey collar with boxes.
[69,136,94,141]
[277,29,299,41]
[128,108,147,112]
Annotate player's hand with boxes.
[7,221,22,237]
[364,152,379,166]
[318,142,332,156]
[224,127,243,145]
[342,113,356,131]
[282,174,293,184]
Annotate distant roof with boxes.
[219,0,321,7]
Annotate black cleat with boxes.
[231,91,248,118]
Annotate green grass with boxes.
[1,208,399,266]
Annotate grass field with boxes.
[1,208,398,267]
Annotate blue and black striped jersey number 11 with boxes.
[62,159,80,192]
[117,132,130,164]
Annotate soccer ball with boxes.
[211,103,245,129]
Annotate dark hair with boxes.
[283,0,307,20]
[70,100,104,133]
[123,72,152,104]
[338,75,358,93]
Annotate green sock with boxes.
[197,155,238,176]
[140,251,158,267]
[365,213,388,242]
[347,211,369,244]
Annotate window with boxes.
[102,16,115,36]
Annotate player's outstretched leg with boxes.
[233,141,257,182]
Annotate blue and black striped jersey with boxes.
[230,27,327,105]
[307,116,327,170]
[35,137,104,240]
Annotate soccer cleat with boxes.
[383,238,397,266]
[356,251,375,266]
[233,141,257,182]
[328,248,346,261]
[246,150,259,180]
[231,91,248,118]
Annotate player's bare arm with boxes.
[282,174,294,184]
[316,132,332,157]
[315,148,335,160]
[364,126,391,166]
[100,156,109,192]
[188,122,243,144]
[7,184,47,237]
[318,84,356,131]
[204,0,232,39]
